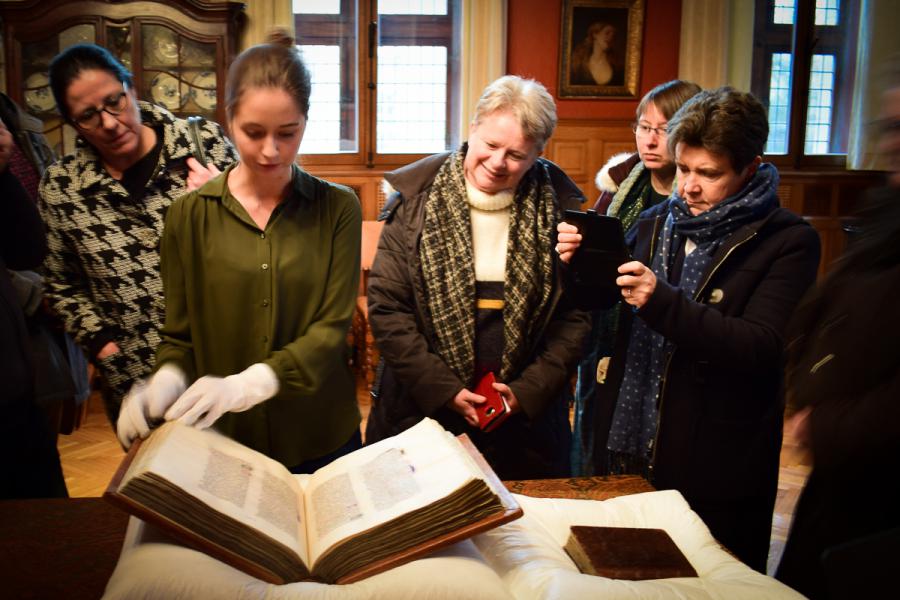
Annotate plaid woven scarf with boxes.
[419,148,558,385]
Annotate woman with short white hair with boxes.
[366,75,589,480]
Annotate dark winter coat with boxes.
[776,186,900,599]
[0,170,66,498]
[365,151,590,479]
[0,93,54,176]
[586,199,821,570]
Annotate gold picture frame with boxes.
[559,0,644,98]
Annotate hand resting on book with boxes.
[117,363,187,448]
[164,362,280,429]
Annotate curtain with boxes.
[240,0,295,51]
[847,0,900,170]
[460,0,507,138]
[678,0,730,89]
[241,1,504,143]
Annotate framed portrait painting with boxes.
[559,0,644,98]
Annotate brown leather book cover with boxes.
[564,525,697,580]
[104,424,522,585]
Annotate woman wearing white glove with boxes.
[119,30,362,473]
[116,363,186,448]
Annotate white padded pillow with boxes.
[472,490,807,600]
[102,518,514,600]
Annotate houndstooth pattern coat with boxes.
[38,102,238,422]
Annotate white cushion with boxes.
[102,489,804,600]
[102,518,514,600]
[472,490,806,600]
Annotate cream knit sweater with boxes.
[465,180,514,282]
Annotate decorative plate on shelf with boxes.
[191,71,217,111]
[150,73,186,111]
[180,39,214,67]
[148,27,179,66]
[23,72,56,113]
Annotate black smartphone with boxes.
[562,209,630,307]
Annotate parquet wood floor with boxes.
[57,384,809,576]
[57,404,124,498]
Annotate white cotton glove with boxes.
[164,363,280,430]
[116,364,188,449]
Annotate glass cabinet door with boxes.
[1,1,243,157]
[21,23,97,155]
[141,24,217,118]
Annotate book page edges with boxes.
[104,428,521,586]
[104,432,310,584]
[104,435,142,498]
[305,419,486,560]
[333,433,522,584]
[104,482,307,584]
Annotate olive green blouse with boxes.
[156,163,362,467]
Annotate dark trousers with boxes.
[691,498,774,573]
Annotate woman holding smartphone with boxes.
[557,88,820,570]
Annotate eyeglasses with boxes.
[632,123,668,138]
[72,86,129,130]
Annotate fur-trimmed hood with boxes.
[595,151,640,194]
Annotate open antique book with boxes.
[104,418,522,585]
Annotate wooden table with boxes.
[0,498,128,600]
[0,475,651,598]
[504,474,654,500]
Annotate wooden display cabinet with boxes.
[0,0,245,156]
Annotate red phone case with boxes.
[474,372,511,432]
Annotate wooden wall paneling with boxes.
[776,184,799,214]
[806,216,847,278]
[375,179,388,215]
[778,169,883,276]
[305,173,385,220]
[837,181,873,215]
[544,119,636,206]
[802,183,833,216]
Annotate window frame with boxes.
[751,0,860,169]
[294,0,461,170]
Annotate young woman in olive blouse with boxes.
[116,31,362,471]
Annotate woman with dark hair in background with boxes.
[39,44,237,427]
[593,80,702,221]
[559,79,701,474]
[559,87,821,571]
[117,31,362,473]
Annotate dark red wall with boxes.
[507,0,683,120]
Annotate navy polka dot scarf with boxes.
[607,163,780,460]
